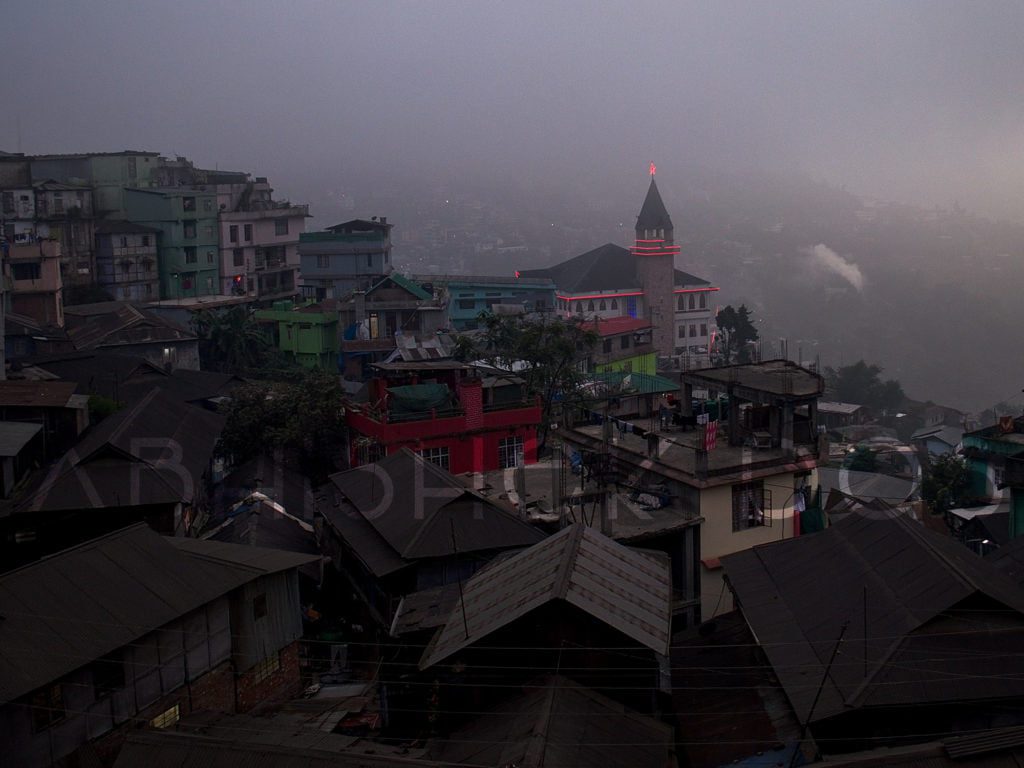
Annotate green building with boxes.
[123,187,220,299]
[255,300,339,370]
[29,151,162,216]
[961,421,1024,540]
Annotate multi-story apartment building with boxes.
[559,359,825,620]
[414,273,557,330]
[28,151,162,216]
[299,218,392,300]
[123,187,219,299]
[217,177,308,299]
[32,180,97,288]
[94,220,161,301]
[6,238,64,328]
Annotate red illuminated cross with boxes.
[649,162,656,176]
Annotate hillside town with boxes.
[3,149,1024,768]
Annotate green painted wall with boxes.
[595,352,656,375]
[256,304,339,369]
[124,188,220,298]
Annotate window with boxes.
[620,335,630,350]
[184,246,197,264]
[121,260,131,274]
[31,684,65,732]
[255,249,265,267]
[233,248,244,267]
[141,235,150,247]
[207,250,215,264]
[254,653,281,683]
[11,262,41,281]
[498,436,524,469]
[150,704,180,729]
[229,225,239,243]
[678,295,685,311]
[678,325,685,338]
[120,236,128,248]
[366,253,373,267]
[700,323,708,337]
[699,292,707,309]
[688,294,696,310]
[183,221,197,239]
[602,339,612,353]
[610,298,618,311]
[576,302,583,313]
[275,219,289,236]
[732,480,771,531]
[419,446,450,471]
[689,324,697,337]
[91,651,125,698]
[599,300,606,311]
[253,593,268,620]
[317,254,329,269]
[182,196,196,212]
[459,299,476,310]
[587,300,595,312]
[244,224,252,241]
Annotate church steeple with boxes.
[636,177,673,236]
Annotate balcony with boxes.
[348,397,541,439]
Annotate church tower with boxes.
[632,164,679,360]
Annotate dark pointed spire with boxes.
[636,178,673,231]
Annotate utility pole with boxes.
[789,621,849,768]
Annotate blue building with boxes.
[298,218,392,300]
[414,273,556,330]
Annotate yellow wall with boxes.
[596,352,656,375]
[698,468,818,619]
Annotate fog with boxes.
[4,1,1024,217]
[3,1,1024,409]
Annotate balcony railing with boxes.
[341,338,398,352]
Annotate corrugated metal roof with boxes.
[0,380,76,407]
[0,524,307,705]
[421,524,672,669]
[328,449,545,563]
[426,675,676,767]
[24,388,224,512]
[723,512,1024,724]
[684,359,823,398]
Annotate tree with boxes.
[454,311,598,448]
[218,370,347,482]
[716,305,759,363]
[826,360,905,412]
[845,445,878,472]
[921,453,970,517]
[192,306,284,375]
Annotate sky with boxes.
[5,1,1024,219]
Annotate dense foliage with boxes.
[192,306,294,375]
[825,360,906,412]
[921,453,971,517]
[715,305,759,363]
[454,312,598,446]
[218,370,346,481]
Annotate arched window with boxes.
[677,295,685,311]
[610,298,618,311]
[599,300,606,311]
[587,300,595,312]
[699,292,707,309]
[576,302,583,313]
[688,294,696,310]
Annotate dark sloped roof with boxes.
[0,422,42,457]
[421,524,672,669]
[367,273,431,301]
[64,302,195,351]
[723,512,1024,724]
[0,381,76,408]
[325,219,391,233]
[328,449,545,563]
[426,675,676,767]
[0,524,308,705]
[989,536,1024,588]
[636,178,673,231]
[24,388,224,512]
[518,242,709,294]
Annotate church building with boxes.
[518,169,718,363]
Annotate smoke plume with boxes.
[805,243,865,291]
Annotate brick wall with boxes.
[235,641,302,713]
[88,660,236,766]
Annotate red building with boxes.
[346,360,541,474]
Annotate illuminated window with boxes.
[150,704,180,729]
[254,653,281,683]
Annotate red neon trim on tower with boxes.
[634,239,666,243]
